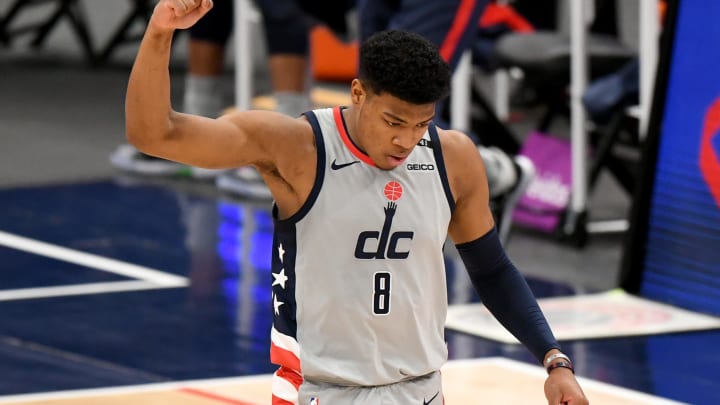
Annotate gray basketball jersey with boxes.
[270,107,454,397]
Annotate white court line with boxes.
[0,358,688,404]
[0,280,187,302]
[0,230,187,286]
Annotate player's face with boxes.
[352,84,436,170]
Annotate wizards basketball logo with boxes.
[354,181,414,259]
[700,97,720,209]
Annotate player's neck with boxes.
[341,106,363,151]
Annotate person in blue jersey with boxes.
[124,1,588,404]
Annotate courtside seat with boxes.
[495,30,635,80]
[494,30,635,132]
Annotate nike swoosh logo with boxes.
[331,159,360,170]
[423,391,439,405]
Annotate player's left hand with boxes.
[544,368,589,405]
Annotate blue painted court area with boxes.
[0,181,276,394]
[0,182,191,273]
[0,179,718,404]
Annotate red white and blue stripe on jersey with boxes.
[269,111,327,405]
[270,233,301,405]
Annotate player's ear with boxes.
[351,79,365,105]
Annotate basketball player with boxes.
[124,1,588,404]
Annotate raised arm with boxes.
[125,0,317,215]
[442,131,588,405]
[125,0,309,170]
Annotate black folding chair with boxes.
[94,0,153,65]
[0,0,95,62]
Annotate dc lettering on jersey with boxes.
[354,201,414,259]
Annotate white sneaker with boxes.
[480,146,535,244]
[109,144,224,179]
[495,155,535,244]
[479,146,517,198]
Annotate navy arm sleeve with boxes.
[455,228,560,363]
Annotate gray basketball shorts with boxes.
[298,371,442,405]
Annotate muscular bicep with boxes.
[130,109,306,170]
[442,131,496,244]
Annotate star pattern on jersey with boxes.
[273,293,284,315]
[278,243,285,263]
[272,268,288,289]
[272,243,287,317]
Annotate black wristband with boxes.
[546,361,574,375]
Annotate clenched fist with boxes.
[150,0,214,31]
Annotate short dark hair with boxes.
[358,30,451,105]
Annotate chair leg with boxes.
[64,0,96,63]
[588,113,624,189]
[588,113,639,195]
[0,0,35,45]
[30,6,63,47]
[536,95,570,133]
[96,0,153,65]
[470,83,521,155]
[2,0,95,63]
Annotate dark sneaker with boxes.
[109,144,224,179]
[490,154,535,245]
[215,167,273,200]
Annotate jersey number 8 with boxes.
[373,272,391,315]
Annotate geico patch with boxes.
[406,163,435,171]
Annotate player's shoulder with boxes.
[435,127,477,159]
[434,126,488,199]
[223,109,315,144]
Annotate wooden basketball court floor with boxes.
[0,358,684,405]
